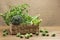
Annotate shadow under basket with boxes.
[10,24,39,35]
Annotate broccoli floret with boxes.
[11,15,23,25]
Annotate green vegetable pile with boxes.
[40,30,56,37]
[2,29,56,38]
[0,4,42,25]
[16,33,33,39]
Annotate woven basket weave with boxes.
[10,24,39,35]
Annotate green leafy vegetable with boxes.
[32,16,42,25]
[0,4,42,26]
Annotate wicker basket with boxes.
[10,24,39,35]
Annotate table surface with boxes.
[0,26,60,40]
